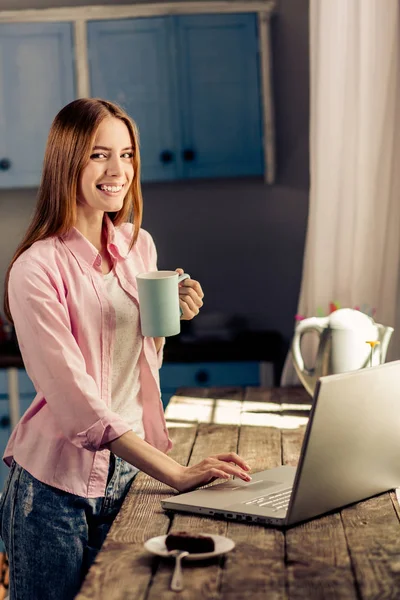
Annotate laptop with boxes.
[162,360,400,527]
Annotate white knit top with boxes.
[103,267,145,439]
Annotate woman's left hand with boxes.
[175,268,204,320]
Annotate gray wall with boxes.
[0,0,310,344]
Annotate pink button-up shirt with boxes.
[3,216,172,497]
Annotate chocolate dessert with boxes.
[165,531,215,554]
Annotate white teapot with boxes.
[291,308,394,396]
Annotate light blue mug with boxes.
[136,270,190,337]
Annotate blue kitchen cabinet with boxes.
[88,13,263,182]
[159,361,261,408]
[88,17,181,182]
[0,22,76,188]
[176,14,263,179]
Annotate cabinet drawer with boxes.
[160,361,260,388]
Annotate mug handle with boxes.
[177,273,190,318]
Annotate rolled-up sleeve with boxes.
[9,261,131,451]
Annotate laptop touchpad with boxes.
[229,480,282,492]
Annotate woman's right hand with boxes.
[174,452,252,493]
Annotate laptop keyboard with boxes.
[244,487,292,512]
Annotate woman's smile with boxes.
[96,183,125,196]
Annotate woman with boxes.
[0,98,251,599]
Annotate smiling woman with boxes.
[0,97,244,600]
[78,118,134,217]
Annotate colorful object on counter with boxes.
[297,303,378,320]
[366,340,381,367]
[295,314,305,321]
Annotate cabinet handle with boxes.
[160,150,174,164]
[0,158,11,171]
[182,149,196,162]
[0,416,10,428]
[195,369,209,384]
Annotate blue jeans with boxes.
[0,455,139,600]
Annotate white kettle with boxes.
[291,308,394,396]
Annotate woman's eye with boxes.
[90,153,106,160]
[122,152,133,159]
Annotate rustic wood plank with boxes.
[272,387,312,407]
[75,541,157,600]
[282,427,357,600]
[147,416,241,600]
[175,387,210,398]
[245,386,277,404]
[220,424,287,600]
[340,493,400,599]
[76,425,198,599]
[238,424,283,473]
[165,395,216,425]
[166,388,245,427]
[245,386,310,408]
[204,387,244,400]
[174,386,244,400]
[243,387,311,429]
[280,427,307,467]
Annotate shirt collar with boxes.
[61,214,130,268]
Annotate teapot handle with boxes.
[376,323,394,363]
[292,317,329,378]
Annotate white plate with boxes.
[144,533,235,561]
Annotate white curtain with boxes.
[282,0,400,385]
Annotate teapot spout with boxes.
[377,324,394,362]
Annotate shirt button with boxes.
[95,256,101,267]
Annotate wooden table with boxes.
[76,386,400,599]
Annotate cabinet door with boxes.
[0,22,76,188]
[88,18,181,182]
[176,13,263,179]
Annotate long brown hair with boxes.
[4,98,143,323]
